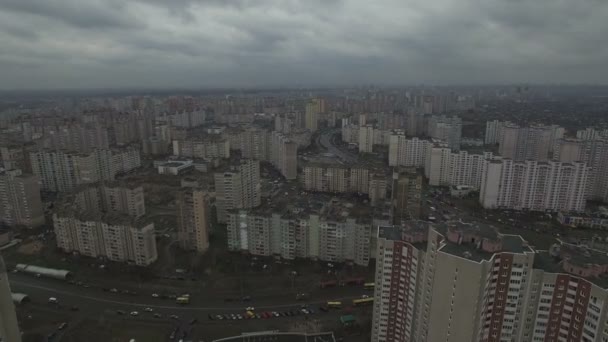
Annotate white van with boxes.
[48,297,58,304]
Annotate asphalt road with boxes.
[317,129,358,163]
[10,272,371,341]
[9,272,370,315]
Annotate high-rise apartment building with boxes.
[303,162,383,196]
[391,169,422,223]
[0,256,21,342]
[358,125,375,153]
[42,124,109,153]
[30,148,141,192]
[424,146,495,188]
[177,189,210,253]
[214,159,261,223]
[227,197,372,266]
[480,159,589,212]
[485,120,503,145]
[388,135,431,167]
[499,124,563,161]
[238,128,271,161]
[53,185,156,266]
[427,115,462,151]
[554,138,584,163]
[305,98,324,132]
[0,169,44,228]
[102,182,145,218]
[576,127,608,141]
[172,136,230,160]
[373,220,608,342]
[555,138,608,203]
[53,214,157,266]
[270,132,298,180]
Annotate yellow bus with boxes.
[176,296,190,305]
[327,301,342,308]
[363,282,375,290]
[352,298,374,306]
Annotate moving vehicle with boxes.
[48,297,58,304]
[363,282,375,290]
[176,296,190,305]
[130,311,139,316]
[352,297,374,306]
[340,277,364,286]
[327,301,342,309]
[319,280,337,289]
[58,322,68,330]
[144,307,153,312]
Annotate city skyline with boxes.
[1,0,608,90]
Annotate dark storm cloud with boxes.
[0,0,607,89]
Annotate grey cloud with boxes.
[0,0,607,90]
[0,0,143,29]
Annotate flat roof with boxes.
[435,221,533,262]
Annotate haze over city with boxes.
[2,1,608,342]
[1,0,608,90]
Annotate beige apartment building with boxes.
[302,162,384,197]
[0,169,44,228]
[172,136,230,160]
[391,168,422,222]
[388,134,431,167]
[214,159,261,223]
[373,220,608,342]
[480,159,589,212]
[52,183,156,266]
[227,195,373,266]
[177,189,210,253]
[30,148,141,192]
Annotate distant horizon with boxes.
[2,83,608,95]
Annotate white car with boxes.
[246,307,255,311]
[48,297,58,304]
[130,311,139,316]
[151,293,159,298]
[144,307,153,312]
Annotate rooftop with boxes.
[436,221,533,262]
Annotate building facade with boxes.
[214,159,261,223]
[30,148,141,192]
[172,136,230,160]
[359,125,375,153]
[303,163,384,196]
[388,135,431,168]
[499,124,564,161]
[0,256,21,342]
[53,214,157,266]
[227,210,372,266]
[372,221,608,342]
[177,189,210,253]
[392,169,422,223]
[427,115,462,151]
[480,159,589,212]
[0,169,44,228]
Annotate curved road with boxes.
[317,128,358,163]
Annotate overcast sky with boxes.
[1,0,607,90]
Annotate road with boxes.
[9,273,366,315]
[10,273,372,341]
[317,128,358,163]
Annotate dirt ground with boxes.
[17,241,44,255]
